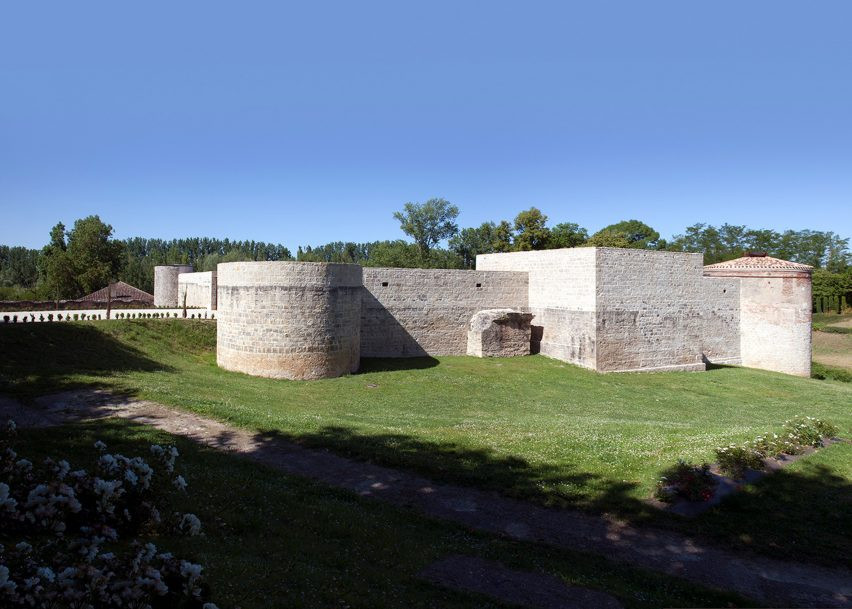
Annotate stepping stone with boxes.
[419,555,623,609]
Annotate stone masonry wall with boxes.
[178,271,217,310]
[154,265,193,307]
[700,276,741,365]
[594,249,706,372]
[739,275,812,377]
[361,268,528,357]
[217,262,362,380]
[476,249,597,368]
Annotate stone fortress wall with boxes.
[153,265,194,307]
[216,262,362,380]
[361,267,528,357]
[178,271,218,310]
[151,249,812,380]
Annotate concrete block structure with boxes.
[178,271,218,310]
[153,265,194,307]
[203,250,811,380]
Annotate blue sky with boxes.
[1,1,850,250]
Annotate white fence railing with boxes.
[1,308,215,324]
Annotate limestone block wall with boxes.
[361,268,528,357]
[738,275,812,377]
[178,271,218,310]
[154,265,194,307]
[477,248,598,368]
[700,277,741,365]
[594,249,706,372]
[217,262,362,380]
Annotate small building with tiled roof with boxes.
[703,252,812,377]
[80,281,154,304]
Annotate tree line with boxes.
[1,202,850,308]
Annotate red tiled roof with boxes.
[703,255,813,272]
[80,281,154,302]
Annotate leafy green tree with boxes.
[38,222,78,299]
[513,207,550,251]
[393,198,459,258]
[589,220,660,249]
[0,246,39,288]
[584,230,632,248]
[549,222,588,249]
[449,222,518,268]
[493,221,514,252]
[65,216,125,295]
[362,240,423,268]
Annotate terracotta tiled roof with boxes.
[703,255,813,272]
[80,281,154,302]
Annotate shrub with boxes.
[715,444,765,479]
[812,362,852,383]
[783,415,838,446]
[2,316,8,324]
[12,316,17,323]
[654,460,715,503]
[0,420,222,608]
[39,315,44,322]
[47,314,53,322]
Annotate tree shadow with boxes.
[679,460,852,567]
[238,425,850,568]
[0,323,171,398]
[248,424,649,516]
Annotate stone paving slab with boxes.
[3,389,851,608]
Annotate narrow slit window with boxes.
[381,281,389,287]
[475,283,482,288]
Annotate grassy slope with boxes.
[13,420,746,609]
[1,320,850,564]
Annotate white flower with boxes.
[203,604,220,609]
[94,440,107,452]
[0,565,16,593]
[173,475,187,491]
[4,420,16,433]
[0,483,17,512]
[36,567,55,583]
[179,513,202,536]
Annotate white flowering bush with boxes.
[715,416,839,479]
[0,419,223,608]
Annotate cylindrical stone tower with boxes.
[216,261,363,380]
[704,254,812,377]
[154,264,194,307]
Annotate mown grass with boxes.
[11,420,748,609]
[1,320,850,565]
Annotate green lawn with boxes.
[10,420,746,609]
[1,320,850,565]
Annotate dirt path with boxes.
[3,389,851,608]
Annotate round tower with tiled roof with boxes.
[704,253,812,377]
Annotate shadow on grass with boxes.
[241,425,850,567]
[248,424,650,516]
[0,323,171,398]
[358,357,440,373]
[685,460,852,567]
